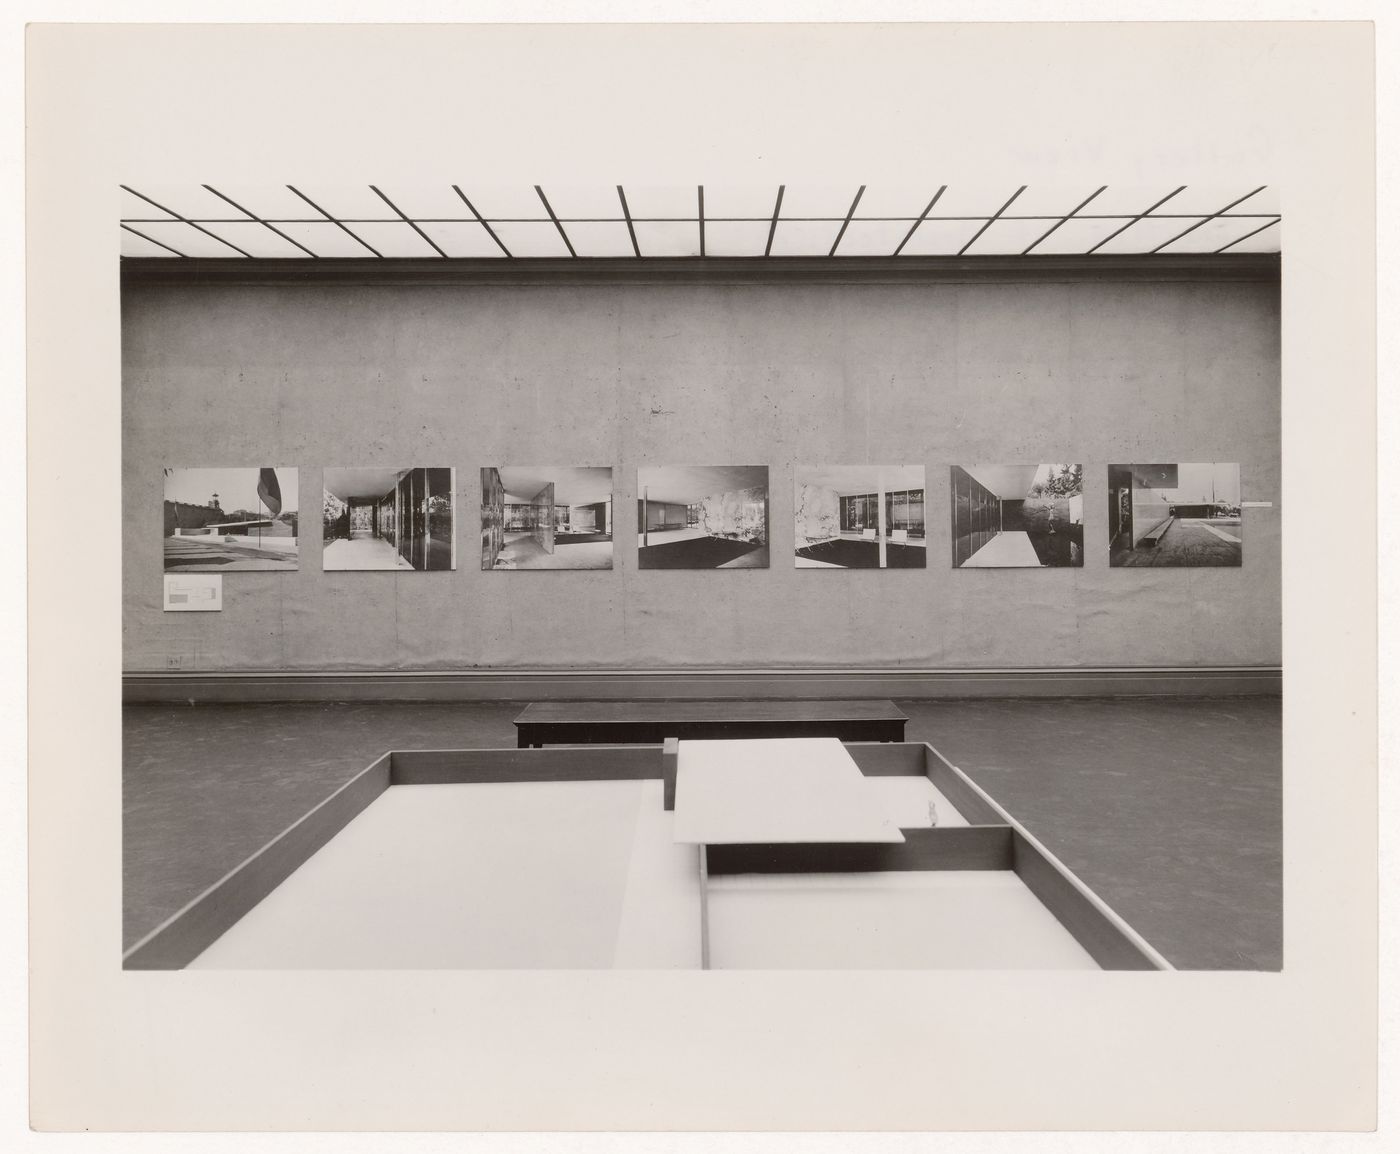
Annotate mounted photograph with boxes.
[636,466,769,569]
[162,466,299,572]
[1108,463,1242,567]
[950,463,1084,568]
[480,466,614,570]
[322,467,455,571]
[794,465,926,568]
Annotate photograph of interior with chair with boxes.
[480,466,614,570]
[636,466,769,569]
[793,465,927,568]
[162,466,299,572]
[1108,462,1242,566]
[950,463,1084,568]
[322,467,455,571]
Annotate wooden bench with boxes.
[513,699,908,748]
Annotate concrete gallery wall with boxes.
[122,274,1280,673]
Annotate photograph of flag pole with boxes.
[163,467,300,572]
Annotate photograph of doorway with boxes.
[322,467,455,571]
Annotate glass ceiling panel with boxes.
[489,221,571,257]
[130,221,250,258]
[273,221,380,257]
[456,186,550,220]
[899,217,984,255]
[120,228,180,257]
[1221,186,1279,215]
[1093,216,1209,254]
[119,186,178,220]
[702,220,771,257]
[122,184,243,221]
[347,221,442,258]
[286,184,399,220]
[852,186,936,219]
[1156,215,1280,254]
[198,221,316,258]
[632,219,702,256]
[561,220,635,257]
[1023,216,1126,254]
[1005,186,1108,218]
[924,185,1025,218]
[416,220,507,258]
[622,185,699,219]
[779,185,861,219]
[1217,221,1281,252]
[540,185,626,220]
[961,217,1062,255]
[198,184,319,221]
[373,185,478,220]
[702,184,779,220]
[768,219,843,256]
[1144,186,1265,216]
[832,219,910,256]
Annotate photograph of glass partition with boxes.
[950,464,1084,568]
[323,467,455,571]
[794,465,926,568]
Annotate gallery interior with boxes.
[636,465,770,569]
[794,465,927,568]
[323,466,455,571]
[950,463,1085,568]
[481,466,614,569]
[119,181,1281,972]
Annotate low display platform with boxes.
[122,739,1171,972]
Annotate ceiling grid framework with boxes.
[118,184,1282,260]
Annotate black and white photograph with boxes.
[323,467,455,571]
[162,466,299,572]
[26,11,1383,1136]
[794,465,927,568]
[1108,463,1242,567]
[950,463,1084,568]
[636,466,769,569]
[481,466,613,570]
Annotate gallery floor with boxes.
[122,695,1281,970]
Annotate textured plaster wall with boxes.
[122,278,1281,672]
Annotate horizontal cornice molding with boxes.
[120,252,1281,289]
[123,665,1283,703]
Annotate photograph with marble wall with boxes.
[323,467,455,571]
[794,465,926,569]
[951,464,1084,568]
[1108,463,1241,567]
[163,466,299,572]
[481,467,614,570]
[636,465,769,569]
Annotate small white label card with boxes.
[163,573,223,612]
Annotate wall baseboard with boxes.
[122,666,1282,704]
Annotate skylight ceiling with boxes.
[119,184,1281,259]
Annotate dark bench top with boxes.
[515,699,908,725]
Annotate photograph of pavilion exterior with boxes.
[636,466,769,569]
[950,464,1084,568]
[794,465,926,568]
[481,467,614,570]
[1109,463,1242,567]
[163,467,299,572]
[322,467,455,571]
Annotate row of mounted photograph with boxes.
[161,462,1244,574]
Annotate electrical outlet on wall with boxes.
[164,654,188,670]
